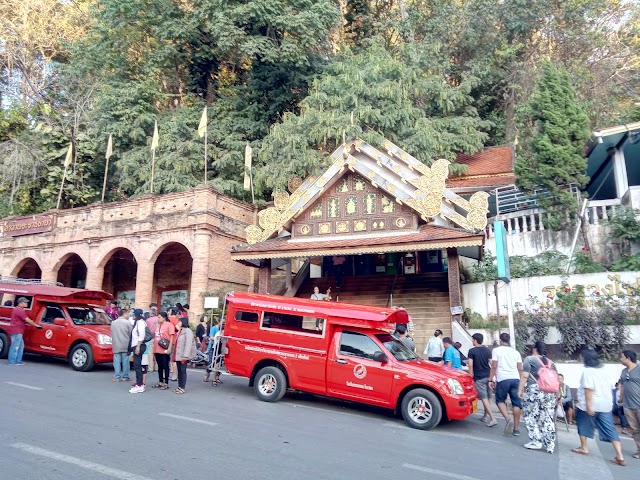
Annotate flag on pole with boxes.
[64,143,73,168]
[243,142,252,191]
[151,120,159,151]
[198,106,207,138]
[106,134,113,159]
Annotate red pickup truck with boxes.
[221,292,477,430]
[0,280,114,371]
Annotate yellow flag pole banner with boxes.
[198,106,208,184]
[102,134,113,202]
[150,120,158,193]
[244,142,254,203]
[57,143,73,209]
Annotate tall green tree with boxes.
[515,62,590,229]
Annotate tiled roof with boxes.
[231,225,484,260]
[454,146,514,177]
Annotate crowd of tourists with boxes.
[108,301,198,394]
[423,328,640,465]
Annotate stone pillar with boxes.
[85,266,104,291]
[189,230,212,316]
[257,259,272,294]
[41,267,58,284]
[135,261,154,309]
[285,260,292,291]
[612,148,629,199]
[446,248,462,324]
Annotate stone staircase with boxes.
[297,273,452,353]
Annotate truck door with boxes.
[29,305,67,356]
[327,330,394,406]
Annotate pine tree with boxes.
[515,62,590,230]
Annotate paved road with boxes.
[0,355,638,480]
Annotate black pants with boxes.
[177,361,187,389]
[428,357,442,362]
[132,343,146,386]
[155,353,170,384]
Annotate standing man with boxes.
[620,350,640,459]
[442,337,462,369]
[489,332,523,436]
[129,309,147,394]
[195,316,207,346]
[110,308,132,382]
[7,297,42,365]
[468,333,497,427]
[395,324,415,352]
[311,286,330,331]
[424,329,444,363]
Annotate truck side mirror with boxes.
[373,351,388,363]
[53,318,66,326]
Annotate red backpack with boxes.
[535,356,559,393]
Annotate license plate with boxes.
[472,400,478,413]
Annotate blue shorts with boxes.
[576,408,620,443]
[495,378,522,409]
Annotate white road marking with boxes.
[158,412,218,426]
[11,443,154,480]
[403,463,480,480]
[556,430,614,480]
[382,422,503,443]
[4,382,43,391]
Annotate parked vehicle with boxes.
[221,292,477,430]
[0,278,114,371]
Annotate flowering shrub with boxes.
[573,247,606,274]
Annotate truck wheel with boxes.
[0,332,9,359]
[401,388,442,430]
[69,343,95,372]
[254,366,287,402]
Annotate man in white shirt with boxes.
[424,329,444,363]
[489,332,523,436]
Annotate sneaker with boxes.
[129,384,144,394]
[16,362,26,366]
[513,429,521,437]
[486,419,498,427]
[504,420,514,436]
[524,441,543,450]
[479,416,488,423]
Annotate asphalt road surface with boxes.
[1,355,638,480]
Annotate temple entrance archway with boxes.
[101,248,137,303]
[56,254,87,288]
[12,258,42,280]
[152,242,193,311]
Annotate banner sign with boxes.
[1,215,54,237]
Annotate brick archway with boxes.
[152,242,193,311]
[99,247,138,301]
[10,257,42,280]
[55,253,88,288]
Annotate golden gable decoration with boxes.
[243,138,490,245]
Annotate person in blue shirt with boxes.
[443,337,462,369]
[203,320,220,383]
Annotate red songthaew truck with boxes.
[220,292,477,430]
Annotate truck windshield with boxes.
[375,334,420,362]
[66,307,111,325]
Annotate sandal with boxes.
[175,388,185,394]
[203,374,210,382]
[151,384,162,388]
[571,448,588,456]
[160,384,169,390]
[611,457,626,466]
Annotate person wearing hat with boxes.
[8,297,42,365]
[423,329,445,364]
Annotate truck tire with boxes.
[254,366,287,402]
[69,343,95,372]
[400,388,442,430]
[0,331,9,359]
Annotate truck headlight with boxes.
[98,334,112,345]
[447,378,464,395]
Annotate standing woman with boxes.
[152,312,175,390]
[174,317,195,394]
[518,341,557,453]
[572,349,626,466]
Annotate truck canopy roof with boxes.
[0,281,112,304]
[227,292,408,330]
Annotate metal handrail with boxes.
[0,276,63,287]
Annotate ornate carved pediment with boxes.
[243,139,490,244]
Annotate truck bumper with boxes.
[93,345,114,363]
[444,393,478,421]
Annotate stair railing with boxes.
[386,262,401,307]
[284,258,311,297]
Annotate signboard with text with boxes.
[1,214,54,237]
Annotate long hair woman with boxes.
[152,312,175,390]
[173,317,195,394]
[572,349,626,466]
[518,341,557,453]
